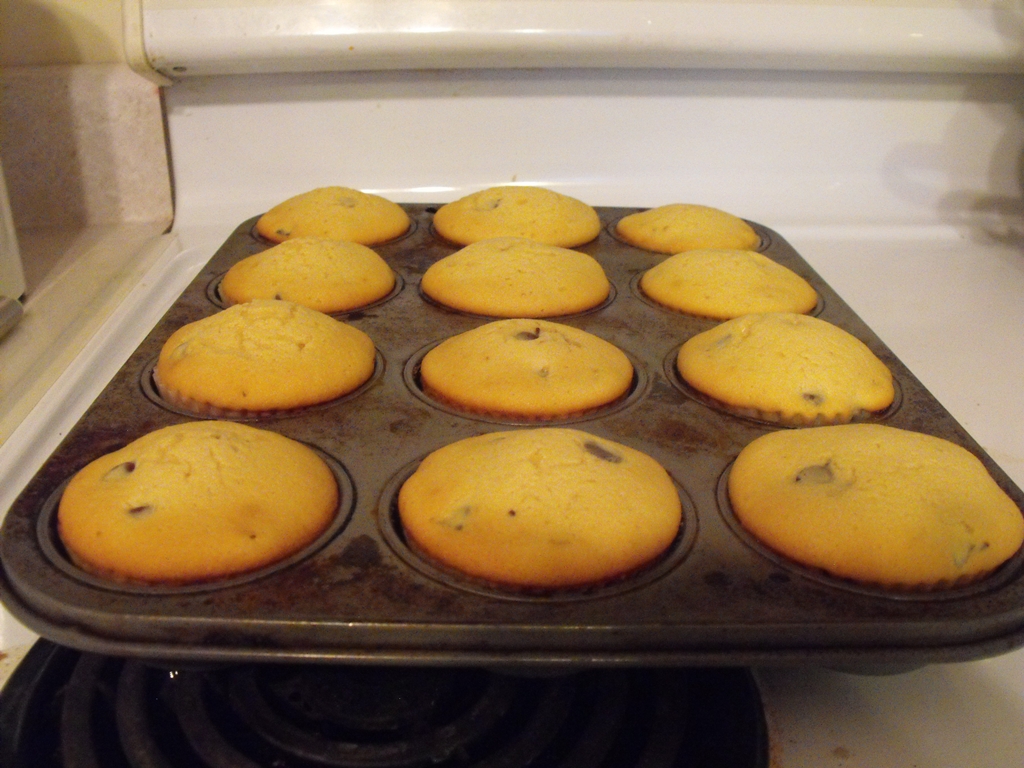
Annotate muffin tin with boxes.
[2,204,1024,668]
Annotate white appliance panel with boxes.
[128,0,1024,77]
[164,69,1024,235]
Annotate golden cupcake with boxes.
[419,319,634,419]
[677,313,894,425]
[433,186,601,247]
[58,421,339,584]
[616,204,760,253]
[640,249,818,319]
[220,236,396,314]
[398,428,682,588]
[154,300,376,416]
[255,187,410,245]
[420,237,610,317]
[728,424,1024,588]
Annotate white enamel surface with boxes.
[759,647,1024,767]
[163,69,1024,229]
[134,0,1024,77]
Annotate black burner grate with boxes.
[1,641,767,768]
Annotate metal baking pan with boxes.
[2,205,1023,668]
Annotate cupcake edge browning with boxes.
[418,318,634,419]
[220,236,396,313]
[255,186,410,245]
[420,237,610,317]
[397,428,683,589]
[616,204,761,254]
[57,421,339,584]
[154,300,376,415]
[676,312,895,426]
[639,249,819,320]
[433,186,601,248]
[727,424,1024,588]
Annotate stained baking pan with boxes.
[2,205,1023,668]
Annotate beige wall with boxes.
[0,0,124,66]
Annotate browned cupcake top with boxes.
[728,424,1024,588]
[616,204,759,253]
[58,421,339,584]
[419,319,633,419]
[398,428,682,588]
[256,187,409,245]
[433,186,601,247]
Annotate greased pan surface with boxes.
[3,205,1024,667]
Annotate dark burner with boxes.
[1,641,767,768]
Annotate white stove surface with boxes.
[2,64,1024,766]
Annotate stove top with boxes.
[3,43,1024,766]
[1,641,767,768]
